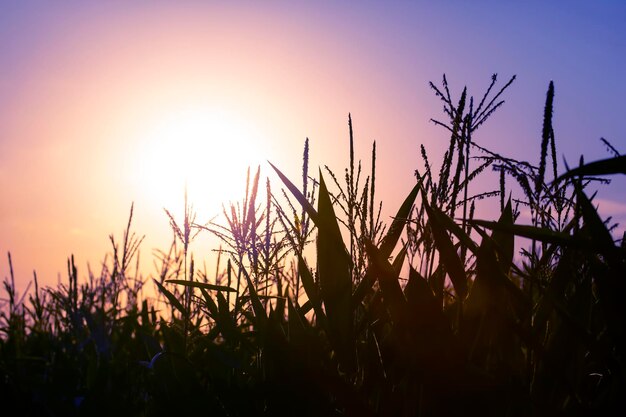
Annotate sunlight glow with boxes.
[132,106,264,219]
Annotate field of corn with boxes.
[2,75,625,416]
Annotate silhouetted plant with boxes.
[2,75,624,417]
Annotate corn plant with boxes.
[2,75,625,416]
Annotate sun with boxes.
[131,106,264,218]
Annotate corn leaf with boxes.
[215,291,240,343]
[379,180,422,258]
[576,186,620,257]
[576,187,626,353]
[241,267,267,327]
[491,198,515,275]
[153,279,187,318]
[424,200,468,300]
[268,161,319,224]
[317,171,354,370]
[469,219,580,247]
[405,266,439,318]
[405,266,453,344]
[298,254,327,330]
[392,244,408,276]
[351,268,376,308]
[427,205,479,255]
[352,181,419,309]
[199,288,219,319]
[466,235,529,320]
[556,154,626,182]
[166,279,237,292]
[365,241,407,326]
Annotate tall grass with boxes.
[1,75,625,416]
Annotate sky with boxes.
[1,1,625,292]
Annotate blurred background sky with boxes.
[1,1,625,291]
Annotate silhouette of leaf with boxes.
[297,255,326,325]
[166,279,237,292]
[316,170,354,370]
[365,241,407,326]
[557,155,626,181]
[379,180,421,258]
[424,199,468,300]
[153,279,187,318]
[468,219,580,247]
[269,161,319,223]
[491,198,514,275]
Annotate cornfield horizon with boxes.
[3,94,624,296]
[2,75,626,416]
[3,2,625,292]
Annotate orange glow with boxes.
[130,106,264,218]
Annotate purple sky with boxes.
[1,1,625,290]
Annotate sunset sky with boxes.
[1,1,625,291]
